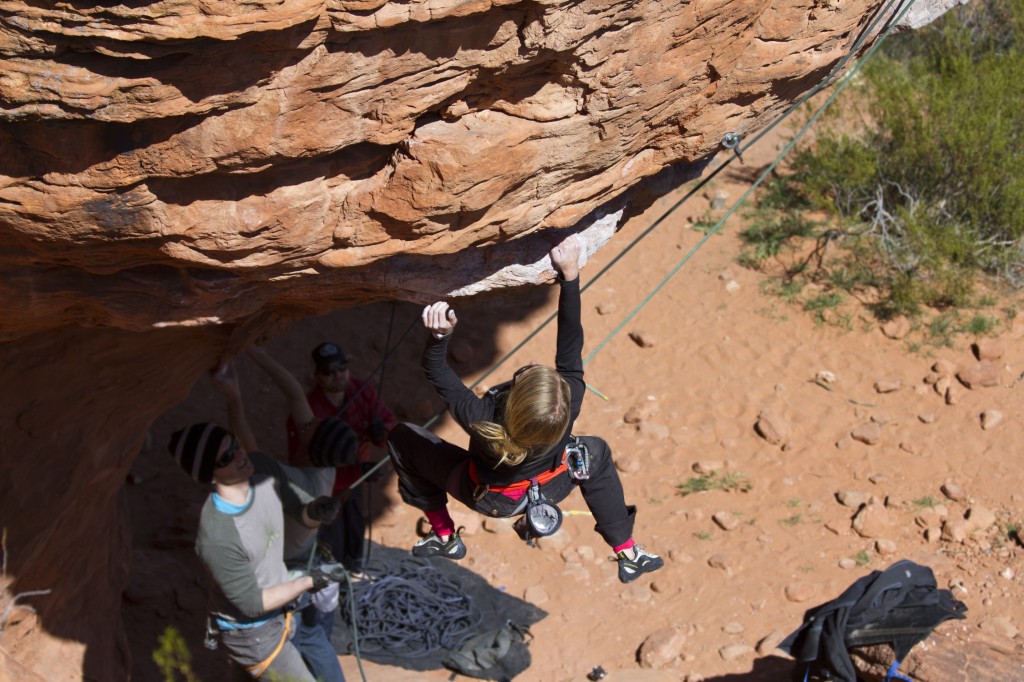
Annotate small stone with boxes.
[712,511,739,531]
[933,359,957,375]
[980,409,1004,430]
[596,301,617,316]
[899,441,918,454]
[934,375,951,397]
[945,384,962,405]
[722,622,745,634]
[638,626,687,669]
[868,473,887,485]
[707,554,735,575]
[918,413,937,424]
[851,423,882,445]
[668,549,695,562]
[881,316,911,339]
[965,506,996,532]
[524,585,549,604]
[924,527,942,544]
[941,481,966,502]
[957,360,1002,389]
[835,435,853,450]
[870,412,890,425]
[693,460,724,476]
[718,644,754,661]
[980,617,1018,640]
[836,490,870,508]
[725,280,741,294]
[756,630,785,655]
[972,339,1005,361]
[628,330,656,348]
[874,378,901,393]
[875,539,897,555]
[923,371,940,385]
[941,520,969,543]
[838,558,858,569]
[824,520,847,535]
[784,582,816,603]
[852,501,891,539]
[814,370,837,387]
[754,409,790,446]
[1000,567,1015,580]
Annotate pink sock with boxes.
[613,538,635,554]
[424,508,456,538]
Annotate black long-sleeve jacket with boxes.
[423,278,585,486]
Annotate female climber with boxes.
[387,233,663,583]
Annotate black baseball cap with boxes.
[312,342,347,372]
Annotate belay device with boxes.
[514,438,590,545]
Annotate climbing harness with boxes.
[244,610,294,678]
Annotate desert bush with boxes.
[783,0,1024,316]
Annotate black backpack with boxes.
[780,560,967,681]
[442,621,532,681]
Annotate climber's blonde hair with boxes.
[471,365,571,468]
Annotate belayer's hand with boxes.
[368,416,387,443]
[306,496,341,526]
[310,562,347,590]
[422,301,458,339]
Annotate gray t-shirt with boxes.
[195,452,312,624]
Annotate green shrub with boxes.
[784,0,1024,314]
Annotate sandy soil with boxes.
[123,134,1024,682]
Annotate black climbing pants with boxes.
[387,422,636,548]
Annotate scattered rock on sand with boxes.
[596,301,618,316]
[836,490,870,508]
[524,585,549,605]
[638,626,687,669]
[722,622,745,634]
[972,339,1004,361]
[873,378,901,393]
[693,460,723,476]
[880,316,911,339]
[945,383,962,405]
[629,330,656,348]
[707,554,735,576]
[941,519,970,543]
[852,501,891,538]
[918,413,937,424]
[980,409,1004,430]
[712,511,739,531]
[718,644,754,661]
[851,423,881,445]
[754,409,790,445]
[980,617,1019,640]
[957,360,1002,388]
[965,505,997,532]
[755,630,785,655]
[941,481,966,502]
[874,539,897,555]
[784,582,816,603]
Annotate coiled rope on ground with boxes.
[338,557,483,658]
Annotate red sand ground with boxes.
[123,134,1024,681]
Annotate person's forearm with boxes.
[261,576,314,613]
[248,347,315,426]
[223,388,259,453]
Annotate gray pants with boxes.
[221,613,316,682]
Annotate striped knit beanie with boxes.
[168,422,230,484]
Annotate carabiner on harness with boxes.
[565,436,590,481]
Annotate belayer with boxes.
[387,233,663,583]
